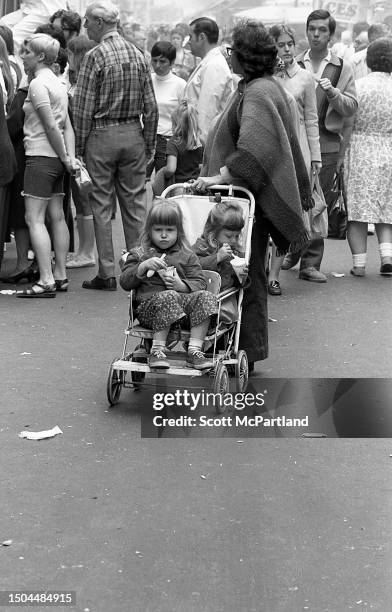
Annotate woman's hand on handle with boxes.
[193,174,224,191]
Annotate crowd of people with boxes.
[0,1,391,370]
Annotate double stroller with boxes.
[106,184,255,413]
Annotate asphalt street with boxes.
[1,219,391,611]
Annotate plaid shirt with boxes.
[73,32,158,157]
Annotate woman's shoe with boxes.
[54,279,69,292]
[1,263,39,284]
[268,280,282,295]
[16,283,56,298]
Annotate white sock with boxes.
[188,338,203,354]
[379,243,392,259]
[152,340,166,352]
[352,253,366,268]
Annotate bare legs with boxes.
[24,195,69,285]
[347,221,392,274]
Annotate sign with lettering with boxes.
[322,0,359,22]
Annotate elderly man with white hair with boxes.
[73,1,158,291]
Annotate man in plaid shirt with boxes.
[73,1,158,290]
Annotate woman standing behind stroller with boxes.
[120,199,218,371]
[17,34,78,297]
[193,19,311,371]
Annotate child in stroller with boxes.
[192,200,249,323]
[119,198,218,370]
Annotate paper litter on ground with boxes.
[18,425,63,440]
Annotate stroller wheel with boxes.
[107,357,124,405]
[234,350,249,392]
[213,363,229,414]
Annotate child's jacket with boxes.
[120,244,206,301]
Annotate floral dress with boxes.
[345,72,392,223]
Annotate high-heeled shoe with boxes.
[1,263,39,284]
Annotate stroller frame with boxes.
[106,184,255,411]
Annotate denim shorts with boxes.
[23,156,65,200]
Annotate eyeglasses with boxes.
[276,40,295,49]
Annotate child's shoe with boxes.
[186,350,214,371]
[149,348,170,369]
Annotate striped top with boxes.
[73,31,158,156]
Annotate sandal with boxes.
[55,279,69,292]
[16,282,56,298]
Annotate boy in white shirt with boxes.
[147,41,186,180]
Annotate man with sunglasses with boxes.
[73,1,158,291]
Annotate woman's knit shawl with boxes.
[202,77,311,253]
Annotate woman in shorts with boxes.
[17,33,78,298]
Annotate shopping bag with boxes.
[326,168,348,239]
[309,174,328,239]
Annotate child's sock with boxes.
[352,253,366,268]
[151,340,166,353]
[188,338,204,354]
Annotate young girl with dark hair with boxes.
[120,198,218,370]
[193,201,248,324]
[193,201,248,291]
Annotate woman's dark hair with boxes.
[269,24,295,45]
[189,17,219,44]
[67,35,96,82]
[35,23,66,48]
[55,46,68,74]
[232,19,277,81]
[0,25,14,55]
[366,37,392,73]
[306,10,336,37]
[141,198,192,251]
[202,201,245,250]
[151,41,176,63]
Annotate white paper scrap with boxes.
[332,273,345,278]
[19,425,63,440]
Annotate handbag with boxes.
[309,173,328,239]
[326,167,348,239]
